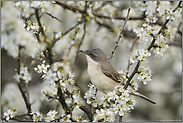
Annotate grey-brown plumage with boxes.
[80,48,122,83]
[80,48,156,104]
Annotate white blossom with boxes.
[14,66,32,83]
[137,66,152,85]
[30,111,43,122]
[45,110,58,122]
[34,61,50,74]
[3,108,17,121]
[130,49,151,64]
[84,83,97,107]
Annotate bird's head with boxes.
[80,48,107,62]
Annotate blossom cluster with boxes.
[14,65,32,83]
[118,70,139,91]
[133,1,182,57]
[137,66,152,85]
[85,83,135,122]
[84,83,97,107]
[3,108,17,121]
[44,110,58,122]
[30,111,44,122]
[130,49,151,64]
[153,33,169,57]
[15,1,55,18]
[34,60,82,110]
[2,109,71,122]
[1,2,45,58]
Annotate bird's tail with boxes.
[130,91,156,104]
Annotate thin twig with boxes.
[119,116,123,122]
[127,36,139,71]
[92,1,110,13]
[94,18,114,32]
[72,19,87,71]
[168,41,182,47]
[50,19,85,48]
[93,13,144,20]
[55,1,143,21]
[57,84,71,115]
[10,118,34,122]
[14,113,30,117]
[124,61,140,90]
[25,83,30,104]
[1,113,34,122]
[17,46,32,118]
[45,12,63,23]
[108,1,133,62]
[72,1,87,71]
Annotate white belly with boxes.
[86,56,117,93]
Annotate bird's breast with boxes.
[86,56,117,93]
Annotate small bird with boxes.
[80,48,156,104]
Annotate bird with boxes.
[80,47,156,104]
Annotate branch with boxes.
[94,18,114,32]
[35,8,46,40]
[168,41,182,47]
[57,84,71,115]
[124,60,140,90]
[108,1,133,62]
[93,13,144,20]
[124,1,182,90]
[55,1,86,14]
[50,19,85,48]
[1,116,34,122]
[79,106,93,121]
[123,30,136,38]
[17,46,32,118]
[119,116,123,122]
[147,1,182,51]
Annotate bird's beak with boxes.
[79,50,86,54]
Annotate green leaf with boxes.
[78,90,81,96]
[71,104,76,111]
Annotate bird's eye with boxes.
[89,53,95,57]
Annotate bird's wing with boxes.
[100,63,122,83]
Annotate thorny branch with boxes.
[108,1,133,62]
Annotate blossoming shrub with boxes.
[1,1,182,122]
